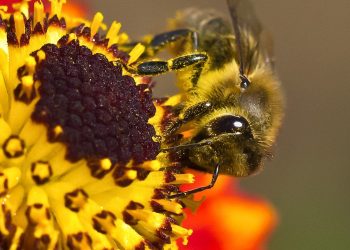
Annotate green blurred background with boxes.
[86,1,349,249]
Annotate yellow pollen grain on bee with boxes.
[100,158,112,170]
[14,12,25,42]
[156,199,183,214]
[91,12,104,38]
[34,1,44,27]
[170,173,195,184]
[128,43,145,65]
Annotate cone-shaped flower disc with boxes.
[0,1,193,249]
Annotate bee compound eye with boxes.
[211,115,251,136]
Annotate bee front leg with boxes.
[165,101,212,136]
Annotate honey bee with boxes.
[122,0,284,198]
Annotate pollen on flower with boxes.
[0,0,194,249]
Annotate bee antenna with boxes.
[226,0,245,76]
[161,141,211,152]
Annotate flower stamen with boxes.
[90,12,104,38]
[34,1,45,28]
[106,21,122,48]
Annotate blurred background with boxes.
[85,0,348,249]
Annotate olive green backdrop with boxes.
[87,1,350,249]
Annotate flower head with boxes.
[0,1,193,249]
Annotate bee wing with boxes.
[226,0,275,72]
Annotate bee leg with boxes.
[146,29,205,85]
[122,29,205,84]
[137,52,207,73]
[167,163,220,199]
[165,101,212,136]
[146,29,199,55]
[120,53,208,86]
[122,29,198,55]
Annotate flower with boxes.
[178,171,277,250]
[0,1,193,249]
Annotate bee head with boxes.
[188,115,264,176]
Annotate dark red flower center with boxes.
[31,40,159,165]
